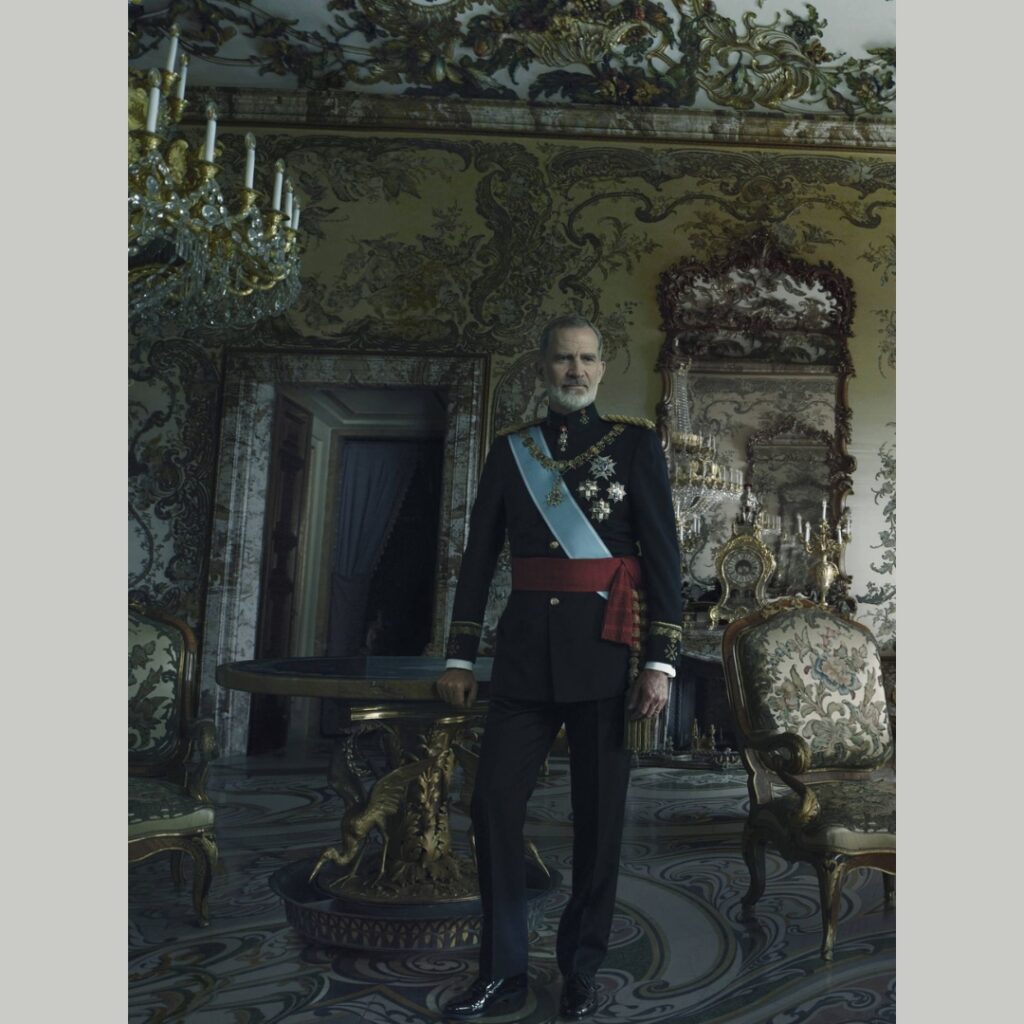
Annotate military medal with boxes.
[558,425,568,453]
[591,499,611,522]
[578,479,600,501]
[580,407,590,425]
[546,475,564,507]
[519,425,626,513]
[607,482,626,503]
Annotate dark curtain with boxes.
[326,440,420,656]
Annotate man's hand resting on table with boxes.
[436,667,478,708]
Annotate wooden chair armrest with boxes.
[743,731,819,824]
[744,731,812,774]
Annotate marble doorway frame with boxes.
[201,349,488,756]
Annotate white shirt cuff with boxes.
[644,661,676,678]
[445,659,475,671]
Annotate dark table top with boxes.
[216,655,494,702]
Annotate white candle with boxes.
[796,513,803,533]
[145,69,161,133]
[804,522,811,543]
[291,201,301,231]
[821,498,828,521]
[272,160,285,211]
[165,25,180,73]
[175,54,189,99]
[837,525,843,544]
[283,180,294,221]
[202,103,217,162]
[244,133,256,189]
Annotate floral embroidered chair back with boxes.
[129,604,196,780]
[730,603,892,774]
[721,597,895,962]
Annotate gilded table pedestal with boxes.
[217,656,558,951]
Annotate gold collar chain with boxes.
[519,423,625,472]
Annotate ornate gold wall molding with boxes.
[182,86,894,152]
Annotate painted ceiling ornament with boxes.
[129,1,895,118]
[589,455,617,481]
[513,14,648,67]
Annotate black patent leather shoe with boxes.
[559,972,599,1020]
[442,974,528,1019]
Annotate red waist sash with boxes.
[510,556,643,646]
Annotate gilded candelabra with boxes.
[129,25,304,335]
[802,503,847,607]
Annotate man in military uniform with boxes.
[437,315,682,1020]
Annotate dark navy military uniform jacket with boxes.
[445,404,683,703]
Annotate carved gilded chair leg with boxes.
[740,827,768,921]
[882,872,895,904]
[170,851,185,886]
[191,834,218,926]
[815,854,846,961]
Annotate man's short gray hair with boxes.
[538,314,604,359]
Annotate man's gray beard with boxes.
[545,384,595,413]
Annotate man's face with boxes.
[540,326,606,414]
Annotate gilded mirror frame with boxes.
[655,229,857,605]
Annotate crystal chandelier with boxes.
[666,358,742,551]
[129,26,303,336]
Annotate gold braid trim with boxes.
[449,621,482,637]
[519,424,625,472]
[603,414,656,430]
[649,621,682,663]
[495,418,544,438]
[624,587,663,754]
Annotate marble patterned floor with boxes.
[129,752,895,1024]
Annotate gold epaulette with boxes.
[495,417,544,438]
[603,414,656,430]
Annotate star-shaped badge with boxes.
[607,482,626,503]
[589,455,617,481]
[578,479,600,500]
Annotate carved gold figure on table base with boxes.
[309,718,551,903]
[310,722,479,901]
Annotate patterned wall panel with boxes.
[129,128,896,739]
[129,337,222,623]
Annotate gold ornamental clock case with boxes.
[709,525,777,628]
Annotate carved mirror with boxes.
[656,230,856,605]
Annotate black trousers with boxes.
[470,694,632,979]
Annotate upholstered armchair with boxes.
[722,598,895,961]
[129,604,219,925]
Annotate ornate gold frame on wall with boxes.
[655,229,858,604]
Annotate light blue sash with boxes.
[509,426,611,598]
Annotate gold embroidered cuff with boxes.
[648,621,682,664]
